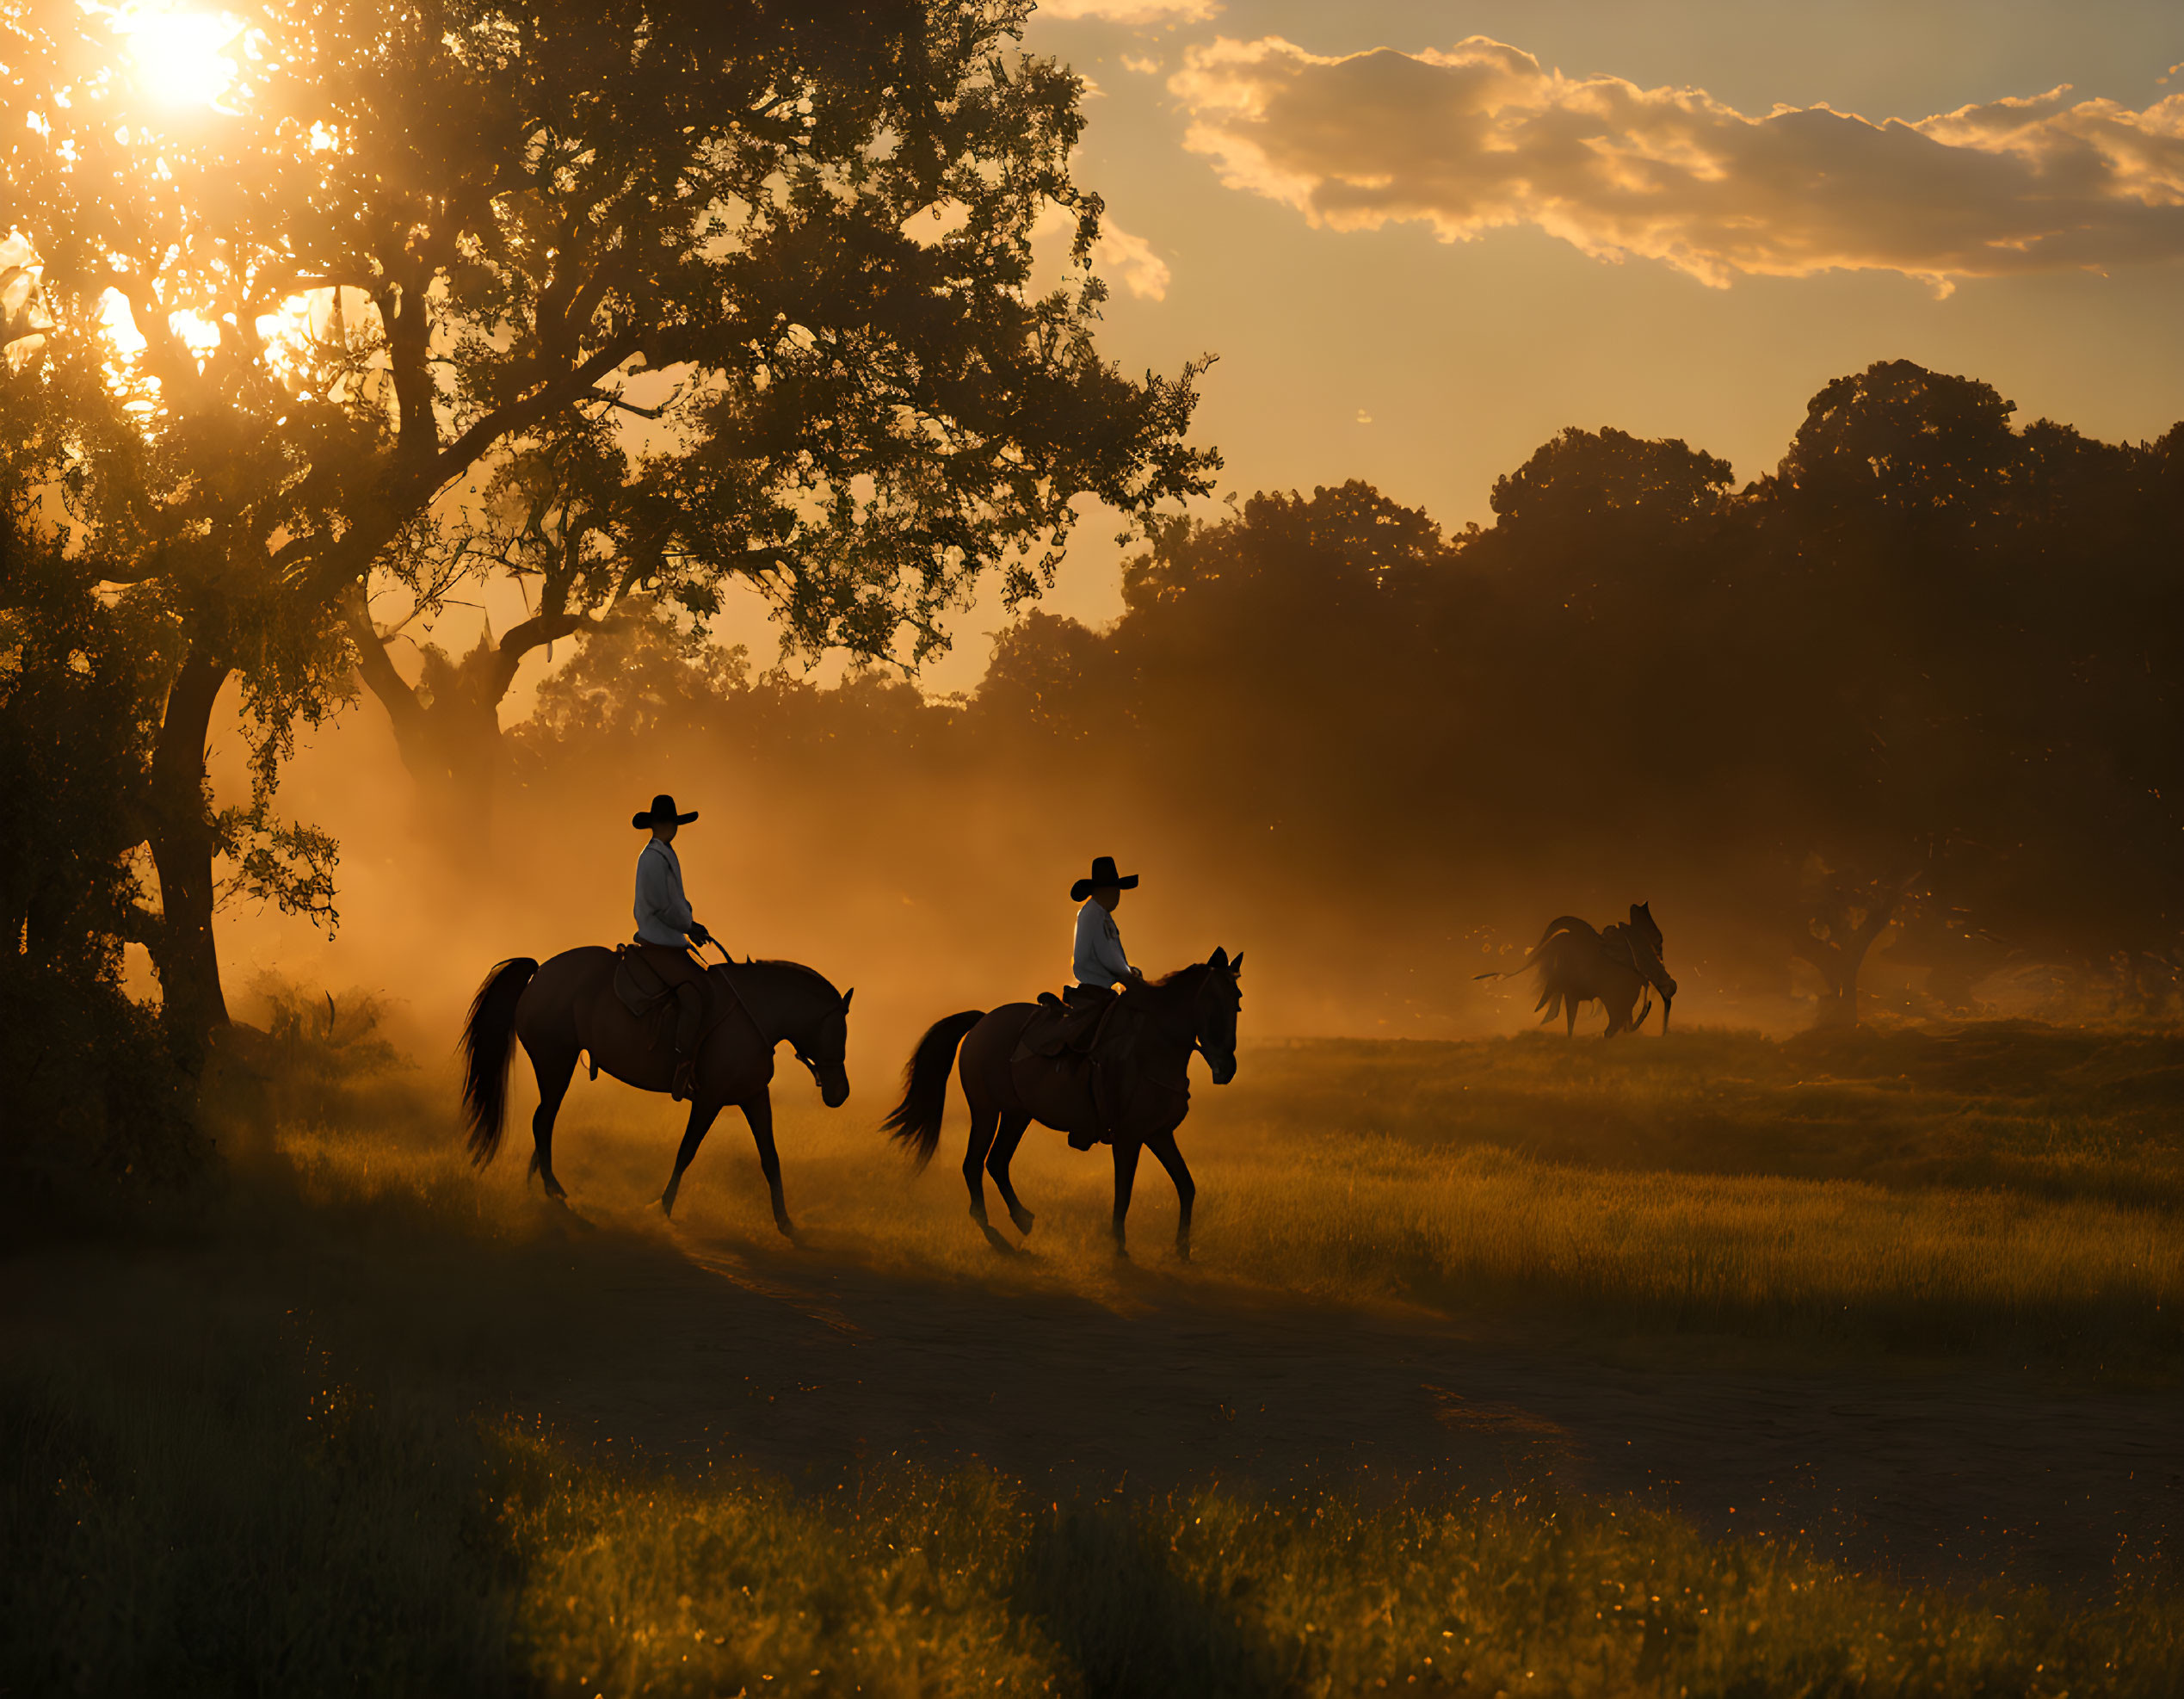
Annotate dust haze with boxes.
[203,358,2184,1081]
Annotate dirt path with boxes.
[11,1200,2179,1596]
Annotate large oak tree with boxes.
[2,0,1216,1042]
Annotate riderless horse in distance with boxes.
[1478,903,1675,1035]
[881,948,1243,1260]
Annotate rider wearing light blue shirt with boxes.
[630,793,713,1101]
[1070,855,1144,992]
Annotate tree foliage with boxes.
[0,0,1215,1041]
[518,362,2184,1025]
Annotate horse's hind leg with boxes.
[961,1103,1012,1251]
[986,1110,1035,1237]
[739,1091,795,1240]
[659,1099,724,1219]
[527,1042,578,1202]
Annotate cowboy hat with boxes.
[632,793,700,830]
[1070,855,1140,901]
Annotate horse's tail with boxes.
[1475,916,1601,982]
[460,957,538,1167]
[880,1010,984,1173]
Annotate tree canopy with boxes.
[1,0,1216,1039]
[515,362,2184,1026]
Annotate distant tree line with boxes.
[511,361,2184,1026]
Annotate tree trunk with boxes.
[1794,875,1912,1031]
[349,596,595,828]
[1806,937,1873,1029]
[145,646,234,1042]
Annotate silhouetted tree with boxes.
[3,0,1214,1041]
[0,505,198,1185]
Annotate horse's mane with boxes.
[727,958,840,998]
[1146,961,1212,991]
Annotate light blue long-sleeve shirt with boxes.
[633,837,695,946]
[1072,900,1134,989]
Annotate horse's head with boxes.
[1630,901,1664,955]
[793,985,854,1109]
[1194,948,1243,1085]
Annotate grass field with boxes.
[6,1280,2181,1697]
[6,1016,2181,1692]
[484,1022,2182,1371]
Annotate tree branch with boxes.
[474,609,612,707]
[345,586,429,744]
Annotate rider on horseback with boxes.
[1070,855,1144,1000]
[632,793,714,1102]
[1063,855,1143,1148]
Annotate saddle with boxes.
[611,946,748,1043]
[612,943,677,1019]
[1012,987,1144,1148]
[1021,985,1121,1060]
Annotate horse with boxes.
[1478,904,1675,1035]
[458,948,853,1234]
[879,948,1243,1260]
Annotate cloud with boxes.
[1040,0,1218,23]
[1034,203,1173,300]
[1169,35,2184,291]
[1093,217,1173,299]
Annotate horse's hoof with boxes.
[774,1218,799,1245]
[1009,1208,1036,1236]
[979,1222,1019,1256]
[658,1193,677,1218]
[1175,1245,1192,1263]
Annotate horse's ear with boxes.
[1231,952,1243,974]
[841,987,854,1010]
[1208,946,1230,970]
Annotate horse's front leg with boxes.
[1110,1137,1142,1258]
[1144,1129,1195,1262]
[741,1091,796,1240]
[659,1099,723,1217]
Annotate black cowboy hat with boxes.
[632,793,699,830]
[1070,855,1140,901]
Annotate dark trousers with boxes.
[635,942,706,1060]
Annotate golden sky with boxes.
[787,0,2179,693]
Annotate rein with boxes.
[699,953,834,1072]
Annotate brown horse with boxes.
[1479,904,1675,1035]
[880,948,1243,1259]
[459,948,853,1233]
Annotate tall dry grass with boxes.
[238,1004,2184,1364]
[9,1012,2184,1691]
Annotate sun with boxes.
[114,4,246,109]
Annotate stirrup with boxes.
[670,1059,696,1103]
